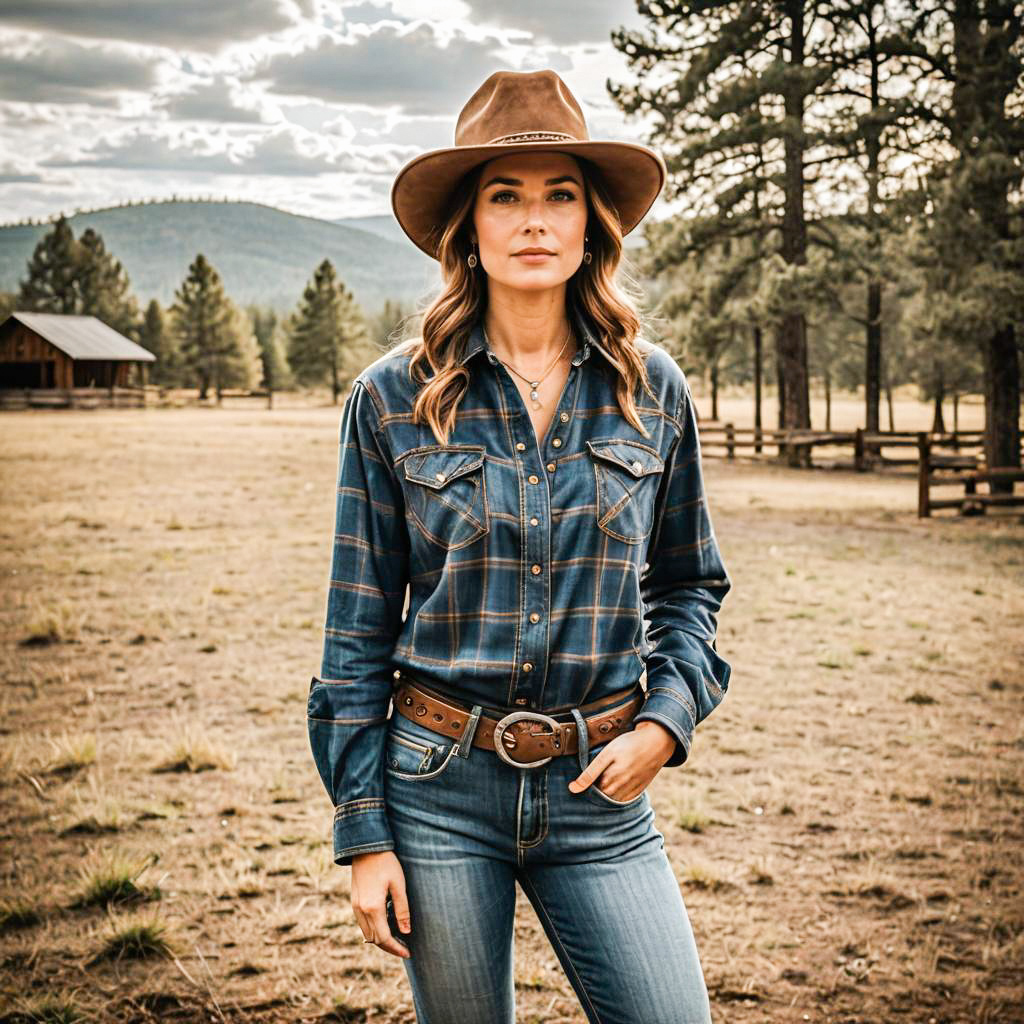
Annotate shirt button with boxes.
[552,438,562,447]
[632,461,642,473]
[528,474,539,484]
[514,697,528,705]
[516,442,526,451]
[435,471,446,482]
[531,564,542,575]
[546,462,555,473]
[560,412,569,422]
[530,517,539,526]
[529,612,540,623]
[522,662,533,672]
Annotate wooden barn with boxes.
[0,312,156,390]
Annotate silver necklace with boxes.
[484,323,573,410]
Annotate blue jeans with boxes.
[381,697,714,1024]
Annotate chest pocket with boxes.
[585,439,665,544]
[401,444,489,550]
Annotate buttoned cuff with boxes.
[332,799,394,867]
[634,686,698,767]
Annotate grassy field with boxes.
[1,396,1021,1024]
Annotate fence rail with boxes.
[916,433,1024,517]
[0,386,275,410]
[0,386,152,409]
[699,423,988,472]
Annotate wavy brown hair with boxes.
[394,153,659,444]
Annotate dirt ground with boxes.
[0,393,1021,1024]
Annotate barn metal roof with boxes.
[3,312,156,362]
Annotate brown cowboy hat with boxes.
[390,68,667,260]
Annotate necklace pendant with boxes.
[529,389,539,402]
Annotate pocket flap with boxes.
[585,439,664,477]
[403,446,486,489]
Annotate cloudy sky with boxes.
[0,0,668,226]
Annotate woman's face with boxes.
[470,150,589,293]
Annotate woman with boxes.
[307,69,732,1024]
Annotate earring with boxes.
[582,233,592,265]
[467,242,478,269]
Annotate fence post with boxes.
[725,422,735,459]
[854,427,864,472]
[917,432,931,517]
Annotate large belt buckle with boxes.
[492,710,562,769]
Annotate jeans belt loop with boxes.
[570,707,590,773]
[454,703,483,759]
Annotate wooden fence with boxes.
[699,423,986,473]
[0,386,275,410]
[0,386,151,409]
[917,433,1024,517]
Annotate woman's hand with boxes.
[350,850,412,959]
[567,720,677,802]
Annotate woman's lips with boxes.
[513,252,555,263]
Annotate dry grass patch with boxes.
[42,730,97,777]
[71,850,162,909]
[152,721,237,773]
[88,909,176,964]
[0,897,43,933]
[0,993,90,1023]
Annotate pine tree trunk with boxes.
[710,362,719,421]
[931,365,946,433]
[952,0,1021,491]
[753,325,763,453]
[824,369,831,431]
[983,324,1021,483]
[776,345,786,431]
[779,0,811,467]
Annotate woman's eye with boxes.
[489,190,577,203]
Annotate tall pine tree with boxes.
[609,2,921,464]
[17,215,141,339]
[170,254,257,400]
[886,0,1022,477]
[287,259,369,403]
[139,298,180,388]
[77,227,140,339]
[18,214,82,314]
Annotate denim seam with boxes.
[334,840,394,860]
[644,686,697,723]
[518,873,603,1023]
[334,799,386,820]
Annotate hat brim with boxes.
[390,139,666,260]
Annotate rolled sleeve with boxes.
[306,378,409,866]
[633,376,732,767]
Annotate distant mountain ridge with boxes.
[0,200,440,316]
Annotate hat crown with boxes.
[454,69,589,148]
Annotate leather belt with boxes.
[391,671,644,769]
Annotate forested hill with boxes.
[0,200,438,315]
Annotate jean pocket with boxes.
[576,736,649,809]
[400,444,489,550]
[384,715,459,782]
[584,438,664,544]
[583,781,648,809]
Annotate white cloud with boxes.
[0,0,303,52]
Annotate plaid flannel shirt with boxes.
[307,307,732,865]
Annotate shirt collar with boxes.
[459,308,615,368]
